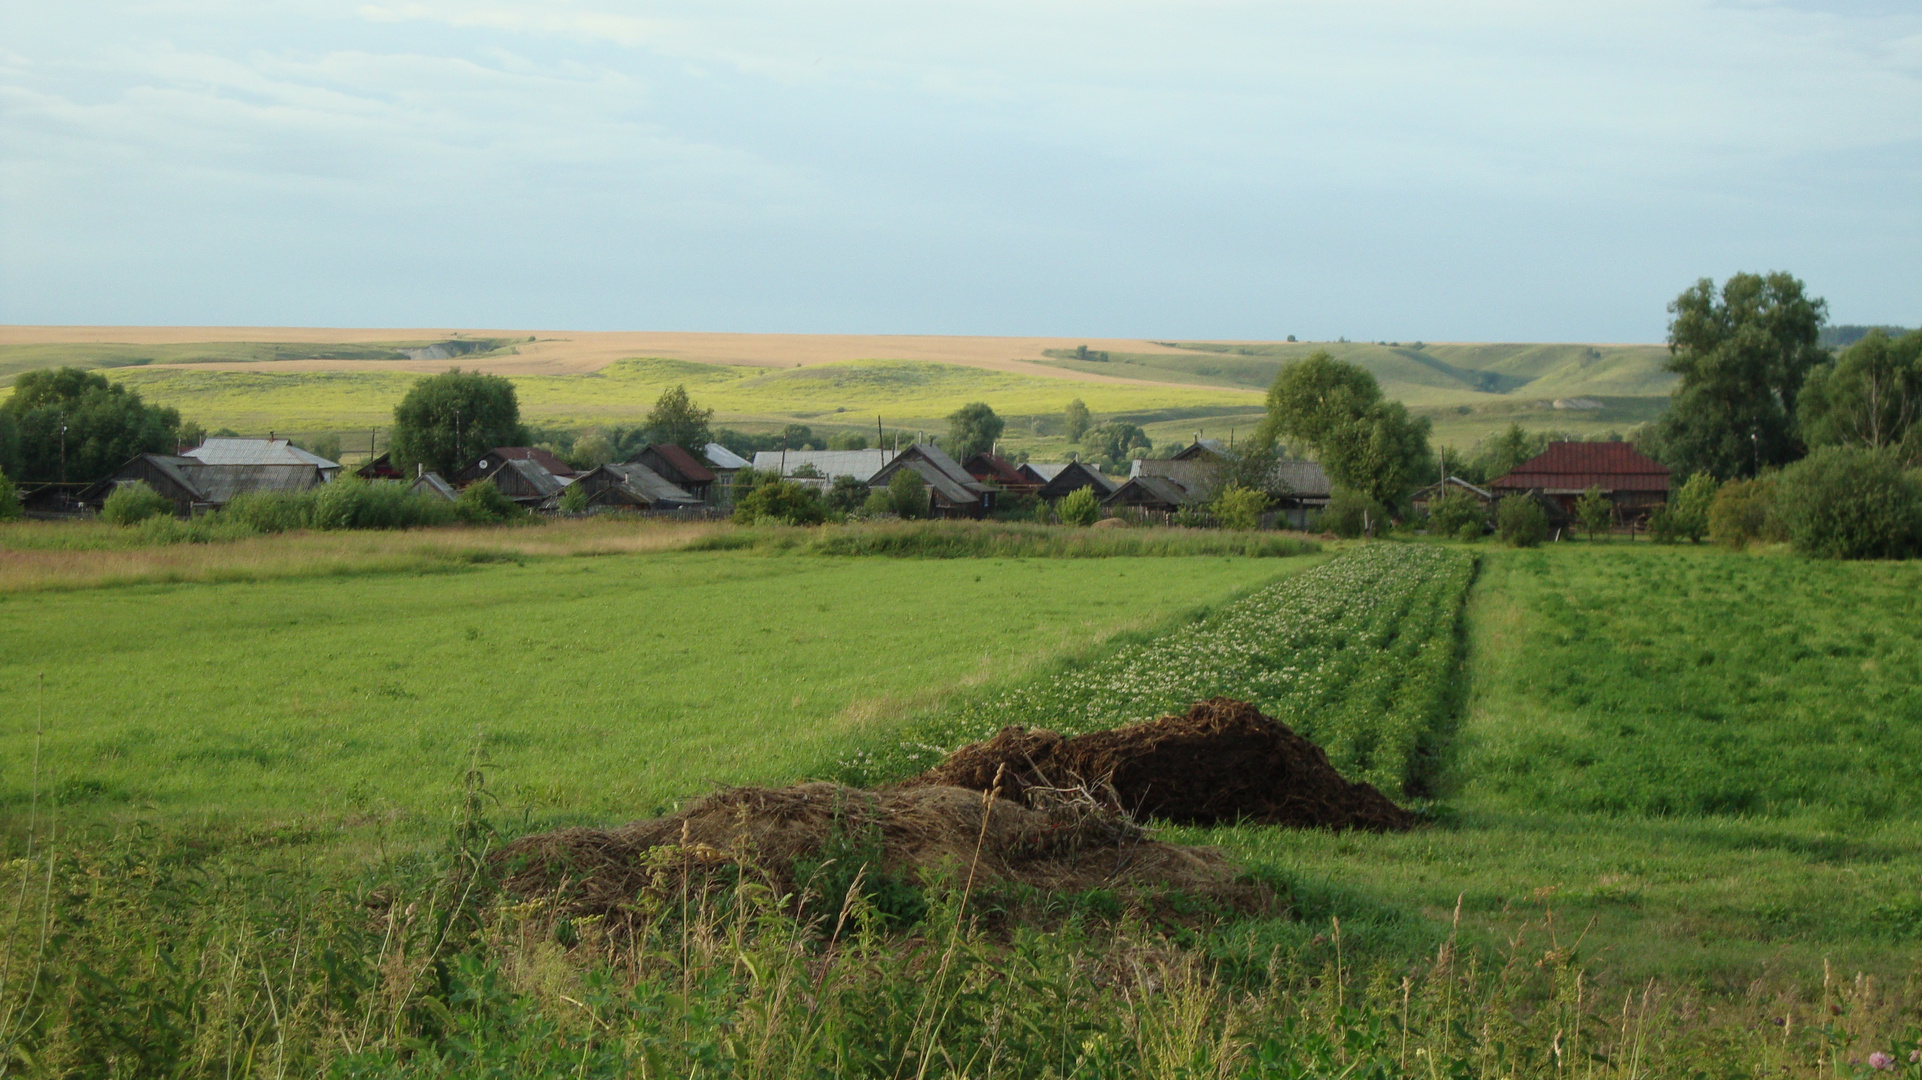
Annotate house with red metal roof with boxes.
[1489,442,1670,522]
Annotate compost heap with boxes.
[494,781,1258,920]
[495,698,1413,922]
[907,697,1417,832]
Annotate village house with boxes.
[869,444,996,518]
[1408,476,1494,516]
[80,453,325,516]
[1103,474,1196,514]
[701,443,751,502]
[1019,461,1116,502]
[624,444,717,503]
[569,462,701,510]
[959,451,1032,491]
[408,471,459,502]
[749,448,896,491]
[1488,442,1671,524]
[456,447,576,484]
[471,457,568,506]
[183,437,341,480]
[1125,439,1332,528]
[356,452,404,480]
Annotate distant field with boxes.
[0,326,1676,454]
[0,543,1300,840]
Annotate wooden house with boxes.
[183,437,341,480]
[1489,443,1670,522]
[456,447,576,485]
[1409,477,1493,516]
[471,457,567,506]
[356,452,404,480]
[409,471,458,502]
[570,462,700,510]
[80,454,324,516]
[1103,474,1197,513]
[960,452,1032,491]
[702,443,750,504]
[749,449,895,491]
[1019,461,1116,502]
[869,444,996,518]
[626,444,717,503]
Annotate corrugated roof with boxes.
[496,457,567,497]
[751,449,894,481]
[185,438,339,470]
[483,446,577,477]
[1490,442,1670,492]
[1021,462,1069,482]
[409,472,459,501]
[703,442,750,470]
[585,462,699,505]
[188,464,324,503]
[961,452,1028,486]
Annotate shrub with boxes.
[101,481,172,525]
[823,475,869,515]
[1426,489,1485,537]
[1496,494,1548,547]
[219,490,312,532]
[1706,475,1784,548]
[1209,483,1267,531]
[1315,489,1381,539]
[733,480,827,526]
[887,469,927,520]
[1669,472,1716,542]
[0,469,21,521]
[1454,521,1482,543]
[455,479,526,524]
[862,489,893,518]
[1032,499,1054,525]
[1773,446,1922,559]
[558,481,589,514]
[1056,487,1101,527]
[1575,485,1613,540]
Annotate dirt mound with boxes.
[494,781,1266,921]
[907,697,1417,832]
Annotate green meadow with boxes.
[0,546,1301,838]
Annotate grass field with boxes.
[1,532,1918,1076]
[0,541,1306,842]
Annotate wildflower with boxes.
[1868,1051,1894,1071]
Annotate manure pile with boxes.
[495,698,1412,921]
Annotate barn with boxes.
[81,454,325,516]
[1489,442,1671,522]
[625,444,717,503]
[869,444,996,518]
[1019,461,1116,502]
[570,462,700,510]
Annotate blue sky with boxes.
[2,1,1917,340]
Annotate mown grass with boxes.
[0,548,1301,842]
[1201,542,1922,985]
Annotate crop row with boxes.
[849,543,1476,797]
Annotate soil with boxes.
[493,781,1267,922]
[904,697,1417,832]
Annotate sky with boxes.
[2,1,1918,341]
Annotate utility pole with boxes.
[58,422,68,485]
[1751,429,1759,476]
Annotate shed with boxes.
[626,444,717,502]
[80,454,324,516]
[356,452,404,480]
[571,462,700,509]
[869,444,996,518]
[960,452,1031,490]
[1489,442,1670,521]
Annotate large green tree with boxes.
[1257,351,1432,510]
[1797,329,1922,463]
[945,402,1005,460]
[644,385,715,457]
[1656,272,1827,479]
[0,367,184,484]
[389,368,528,479]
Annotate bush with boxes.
[219,490,313,532]
[1315,489,1381,539]
[1209,483,1267,531]
[1032,499,1054,525]
[733,480,827,526]
[0,469,21,521]
[1496,494,1548,547]
[1426,490,1485,537]
[310,473,452,530]
[1668,473,1716,542]
[456,479,527,524]
[558,481,589,514]
[862,489,893,518]
[101,481,172,525]
[887,469,927,520]
[1454,521,1482,543]
[1056,487,1101,527]
[1706,476,1784,548]
[1575,485,1613,540]
[823,475,869,515]
[1773,446,1922,559]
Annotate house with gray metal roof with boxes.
[81,454,326,516]
[1019,461,1116,501]
[571,462,701,510]
[183,438,341,479]
[750,449,896,490]
[868,444,996,518]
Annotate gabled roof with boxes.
[703,442,750,471]
[961,452,1028,487]
[409,471,459,501]
[1028,461,1116,495]
[580,462,699,506]
[1490,442,1671,493]
[632,443,716,484]
[751,449,894,482]
[478,447,576,478]
[495,457,567,497]
[1270,460,1332,499]
[1105,474,1196,507]
[1412,476,1494,502]
[870,444,992,504]
[184,438,339,471]
[1171,439,1231,461]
